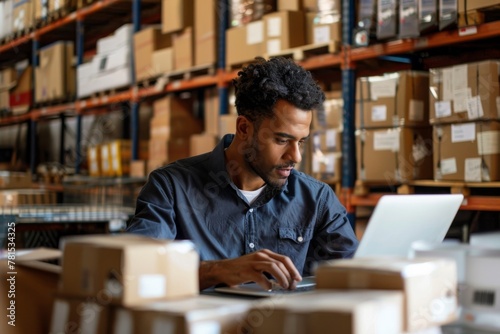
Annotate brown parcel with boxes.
[315,257,458,332]
[245,290,404,334]
[58,234,199,307]
[0,248,61,334]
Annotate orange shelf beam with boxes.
[77,0,127,18]
[78,89,133,110]
[0,112,32,126]
[35,12,77,37]
[30,103,76,120]
[0,33,33,54]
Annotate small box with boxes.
[245,290,404,334]
[356,71,430,129]
[226,21,265,68]
[429,60,500,124]
[50,297,110,334]
[162,0,193,34]
[59,234,199,306]
[152,47,174,75]
[315,257,458,332]
[190,133,218,156]
[356,126,433,183]
[172,27,193,71]
[433,121,500,181]
[194,0,218,66]
[263,10,305,55]
[133,26,171,81]
[111,295,253,333]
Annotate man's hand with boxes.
[199,249,302,291]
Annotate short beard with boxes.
[244,134,284,190]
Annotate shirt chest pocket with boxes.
[279,227,313,245]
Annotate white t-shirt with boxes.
[239,185,266,205]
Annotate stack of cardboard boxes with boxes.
[430,60,500,182]
[355,71,433,185]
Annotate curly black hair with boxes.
[233,57,325,123]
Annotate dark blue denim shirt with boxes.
[127,134,358,275]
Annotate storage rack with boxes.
[1,0,500,227]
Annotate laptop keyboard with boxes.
[270,285,315,294]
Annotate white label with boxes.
[325,153,336,173]
[313,133,321,149]
[326,129,337,149]
[477,131,500,155]
[452,64,468,92]
[314,25,331,43]
[435,101,452,118]
[467,96,484,119]
[267,17,282,37]
[458,26,477,36]
[440,158,457,175]
[465,158,482,182]
[50,300,70,333]
[267,39,281,54]
[451,123,476,143]
[371,105,387,121]
[312,154,321,172]
[139,275,166,298]
[453,88,471,112]
[369,77,398,100]
[191,321,221,334]
[152,318,175,334]
[246,21,264,45]
[113,310,133,334]
[409,99,424,121]
[374,131,400,151]
[442,68,453,102]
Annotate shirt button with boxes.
[249,208,254,213]
[297,236,304,242]
[249,243,255,249]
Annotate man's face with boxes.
[244,100,312,189]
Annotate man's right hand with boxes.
[199,249,302,291]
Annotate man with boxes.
[127,57,358,291]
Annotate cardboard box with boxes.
[433,121,500,181]
[0,171,32,188]
[190,133,218,156]
[162,0,193,34]
[429,60,500,124]
[35,41,75,103]
[245,290,404,334]
[305,12,342,45]
[0,0,14,40]
[92,44,132,92]
[0,248,61,334]
[0,67,16,110]
[151,47,174,75]
[172,27,193,71]
[50,297,110,334]
[108,140,148,177]
[10,65,32,115]
[13,0,33,32]
[111,295,253,334]
[77,61,95,98]
[130,159,146,178]
[58,234,199,306]
[204,87,220,136]
[133,26,171,81]
[150,95,203,139]
[168,137,190,162]
[148,138,168,162]
[313,90,343,130]
[87,145,101,176]
[226,21,265,68]
[219,114,238,138]
[356,126,433,183]
[311,128,342,183]
[194,0,218,66]
[315,257,458,332]
[263,10,305,55]
[278,0,304,11]
[96,24,133,55]
[0,189,56,206]
[356,71,430,129]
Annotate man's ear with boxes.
[235,115,253,139]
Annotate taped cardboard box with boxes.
[429,60,500,124]
[50,297,110,334]
[315,257,458,332]
[356,71,430,129]
[311,128,342,183]
[0,248,61,334]
[355,126,433,183]
[161,0,193,34]
[244,290,404,334]
[226,21,265,68]
[133,26,171,81]
[9,64,32,115]
[58,234,199,307]
[263,10,305,55]
[433,121,500,181]
[111,295,253,334]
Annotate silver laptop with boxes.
[354,194,464,258]
[214,194,463,297]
